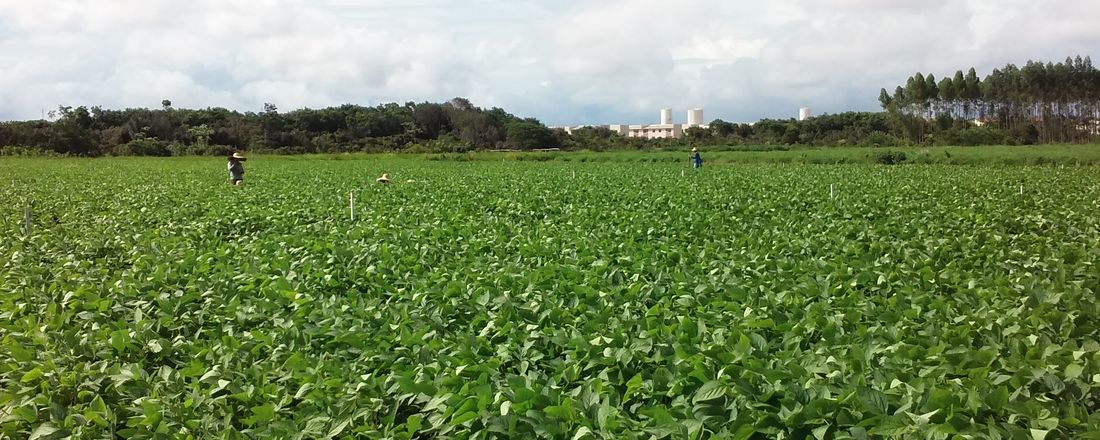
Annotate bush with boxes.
[166,142,195,156]
[1007,124,1040,145]
[859,131,905,148]
[873,151,907,165]
[112,138,169,156]
[936,126,1008,146]
[405,135,474,154]
[0,146,65,157]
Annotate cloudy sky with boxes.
[1,0,1097,125]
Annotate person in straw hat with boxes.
[227,152,247,185]
[376,173,391,184]
[690,147,702,169]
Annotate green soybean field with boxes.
[1,157,1099,439]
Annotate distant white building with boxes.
[552,108,708,140]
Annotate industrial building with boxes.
[553,108,708,140]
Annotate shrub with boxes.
[112,138,169,156]
[873,151,907,165]
[859,131,905,148]
[936,126,1009,146]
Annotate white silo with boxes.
[687,108,704,126]
[799,107,812,121]
[660,108,673,125]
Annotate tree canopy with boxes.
[881,56,1100,144]
[0,99,561,156]
[2,55,1098,156]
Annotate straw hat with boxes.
[376,173,391,183]
[691,147,698,152]
[231,152,246,159]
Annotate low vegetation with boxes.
[2,158,1098,438]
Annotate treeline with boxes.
[686,111,1030,148]
[0,98,565,156]
[678,55,1100,148]
[2,56,1098,156]
[879,55,1100,144]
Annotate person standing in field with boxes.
[691,147,702,169]
[227,153,247,185]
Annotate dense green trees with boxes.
[683,56,1099,148]
[2,56,1097,156]
[883,56,1100,144]
[0,99,557,156]
[504,119,559,150]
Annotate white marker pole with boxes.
[349,191,355,222]
[24,204,31,235]
[681,169,685,178]
[572,170,575,179]
[1019,185,1023,195]
[830,184,836,199]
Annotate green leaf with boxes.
[294,383,313,399]
[693,380,728,404]
[451,411,478,425]
[500,400,511,416]
[91,395,107,413]
[1064,363,1084,380]
[7,341,33,362]
[1030,429,1049,440]
[84,395,109,427]
[406,415,423,434]
[624,373,644,402]
[248,404,275,425]
[179,362,205,378]
[733,334,752,356]
[572,426,593,440]
[284,352,309,371]
[21,367,44,383]
[730,424,755,440]
[28,422,60,440]
[849,426,870,440]
[110,329,130,352]
[857,387,889,415]
[984,386,1009,411]
[924,387,956,411]
[597,402,611,429]
[327,418,352,438]
[683,419,704,440]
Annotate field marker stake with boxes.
[349,191,355,222]
[1019,185,1023,195]
[681,169,685,178]
[830,184,836,199]
[572,170,575,179]
[24,204,31,235]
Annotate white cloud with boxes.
[673,37,768,66]
[0,0,1095,124]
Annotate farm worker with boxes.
[691,147,702,169]
[227,152,247,185]
[376,173,391,184]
